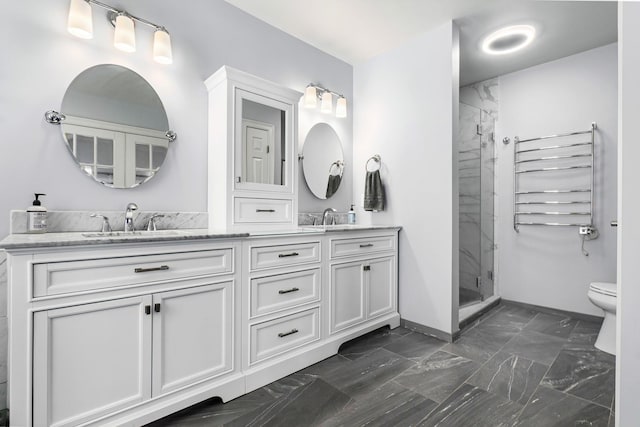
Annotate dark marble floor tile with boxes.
[419,383,523,427]
[523,312,579,338]
[444,323,518,363]
[383,331,446,360]
[609,410,615,427]
[541,345,615,407]
[394,350,480,403]
[298,354,352,381]
[227,378,351,427]
[322,381,438,427]
[480,304,538,330]
[568,319,603,345]
[322,348,414,400]
[146,387,276,426]
[501,330,566,366]
[467,351,548,405]
[515,386,610,427]
[338,326,406,360]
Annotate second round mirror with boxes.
[302,123,344,199]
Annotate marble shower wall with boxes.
[459,78,499,304]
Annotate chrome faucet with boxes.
[124,203,138,232]
[322,208,337,226]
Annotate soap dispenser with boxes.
[348,204,356,224]
[27,193,47,233]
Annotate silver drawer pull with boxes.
[359,243,374,248]
[278,328,299,338]
[256,209,276,213]
[278,252,299,258]
[134,265,170,273]
[278,287,300,294]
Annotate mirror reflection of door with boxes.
[63,117,168,187]
[242,119,275,185]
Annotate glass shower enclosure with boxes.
[458,103,495,307]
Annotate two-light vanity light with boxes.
[304,84,347,118]
[67,0,173,64]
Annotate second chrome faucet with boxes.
[124,203,138,232]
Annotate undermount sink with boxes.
[81,230,183,238]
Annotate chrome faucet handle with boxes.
[90,213,112,232]
[146,214,164,231]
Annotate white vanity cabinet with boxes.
[8,240,243,427]
[329,232,398,334]
[4,228,400,426]
[242,235,324,391]
[205,66,302,230]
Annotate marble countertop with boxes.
[0,225,401,250]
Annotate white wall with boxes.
[0,0,353,240]
[0,0,353,412]
[354,22,459,335]
[616,3,640,425]
[496,44,618,316]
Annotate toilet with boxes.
[587,282,617,355]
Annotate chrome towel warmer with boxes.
[513,122,596,232]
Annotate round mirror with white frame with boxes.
[302,123,344,199]
[58,64,174,188]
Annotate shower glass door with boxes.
[458,103,495,307]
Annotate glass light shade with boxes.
[336,96,347,118]
[67,0,93,39]
[114,14,136,53]
[153,29,173,64]
[321,91,333,114]
[304,86,317,108]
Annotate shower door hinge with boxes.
[490,132,495,143]
[476,124,483,136]
[488,270,494,281]
[476,276,482,288]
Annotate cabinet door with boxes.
[367,257,396,318]
[152,281,234,396]
[330,261,366,333]
[33,296,152,427]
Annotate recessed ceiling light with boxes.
[482,25,536,55]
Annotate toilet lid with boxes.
[590,282,617,297]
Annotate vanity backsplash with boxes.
[10,211,208,234]
[298,212,348,225]
[9,210,348,233]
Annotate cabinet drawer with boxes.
[234,198,292,223]
[330,235,396,259]
[250,308,319,364]
[251,268,320,318]
[33,249,233,297]
[250,242,320,271]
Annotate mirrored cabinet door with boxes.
[234,89,293,194]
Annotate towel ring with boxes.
[329,160,344,176]
[366,154,381,172]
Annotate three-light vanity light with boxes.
[304,84,347,118]
[67,0,173,64]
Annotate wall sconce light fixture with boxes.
[304,84,347,118]
[67,0,173,64]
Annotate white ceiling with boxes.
[224,0,617,85]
